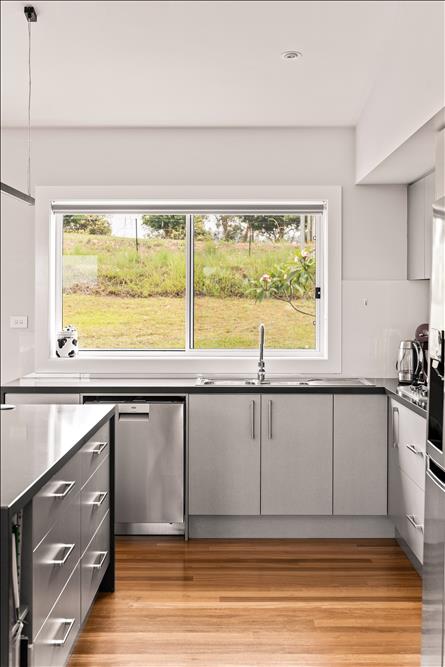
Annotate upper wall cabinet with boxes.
[408,171,435,280]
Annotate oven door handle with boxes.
[426,468,445,493]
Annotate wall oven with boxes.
[422,197,445,667]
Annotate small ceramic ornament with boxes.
[56,325,78,358]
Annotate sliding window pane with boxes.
[193,214,317,349]
[62,214,186,349]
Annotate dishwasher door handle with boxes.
[118,404,150,420]
[118,404,150,414]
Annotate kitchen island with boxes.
[1,403,116,667]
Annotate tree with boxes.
[248,247,316,317]
[63,214,111,235]
[141,215,186,239]
[238,215,302,242]
[188,215,212,240]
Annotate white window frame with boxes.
[35,185,341,376]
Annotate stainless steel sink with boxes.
[304,378,373,387]
[195,377,373,387]
[195,378,253,386]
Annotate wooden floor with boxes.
[69,537,422,667]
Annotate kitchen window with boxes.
[53,201,327,356]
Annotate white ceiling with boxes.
[1,0,401,128]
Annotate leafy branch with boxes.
[247,247,316,317]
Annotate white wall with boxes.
[1,194,35,381]
[356,0,444,183]
[0,127,429,381]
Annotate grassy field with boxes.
[63,294,315,349]
[63,232,313,298]
[62,232,316,349]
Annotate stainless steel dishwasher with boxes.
[84,396,184,535]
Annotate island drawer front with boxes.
[80,455,109,556]
[33,493,80,637]
[33,452,81,549]
[33,563,80,667]
[81,423,110,487]
[398,468,425,563]
[81,510,110,622]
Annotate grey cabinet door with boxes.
[408,178,426,280]
[333,395,387,515]
[261,394,333,515]
[424,171,435,279]
[388,401,402,529]
[189,394,261,515]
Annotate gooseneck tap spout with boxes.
[257,323,266,383]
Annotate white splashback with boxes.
[342,280,429,377]
[0,126,430,382]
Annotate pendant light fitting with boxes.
[24,6,37,22]
[0,6,37,206]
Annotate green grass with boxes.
[63,295,316,350]
[63,232,314,298]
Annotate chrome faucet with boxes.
[257,323,267,384]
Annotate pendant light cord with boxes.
[27,19,32,197]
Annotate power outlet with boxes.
[10,315,28,329]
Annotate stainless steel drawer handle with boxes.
[91,551,108,570]
[392,406,399,448]
[91,441,108,455]
[90,491,108,507]
[406,444,424,457]
[406,514,424,532]
[52,543,75,566]
[268,400,272,440]
[51,481,76,498]
[48,618,75,646]
[250,400,255,439]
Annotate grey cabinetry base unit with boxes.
[388,398,426,567]
[189,392,389,524]
[261,395,333,515]
[333,395,388,515]
[189,394,261,515]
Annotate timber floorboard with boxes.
[68,537,422,667]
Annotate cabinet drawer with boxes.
[397,441,426,490]
[398,468,425,563]
[80,422,110,488]
[81,456,109,555]
[33,452,81,549]
[33,564,80,667]
[81,511,110,622]
[33,493,80,637]
[391,399,426,451]
[5,393,80,404]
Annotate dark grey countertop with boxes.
[1,376,427,417]
[1,404,115,514]
[375,378,427,418]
